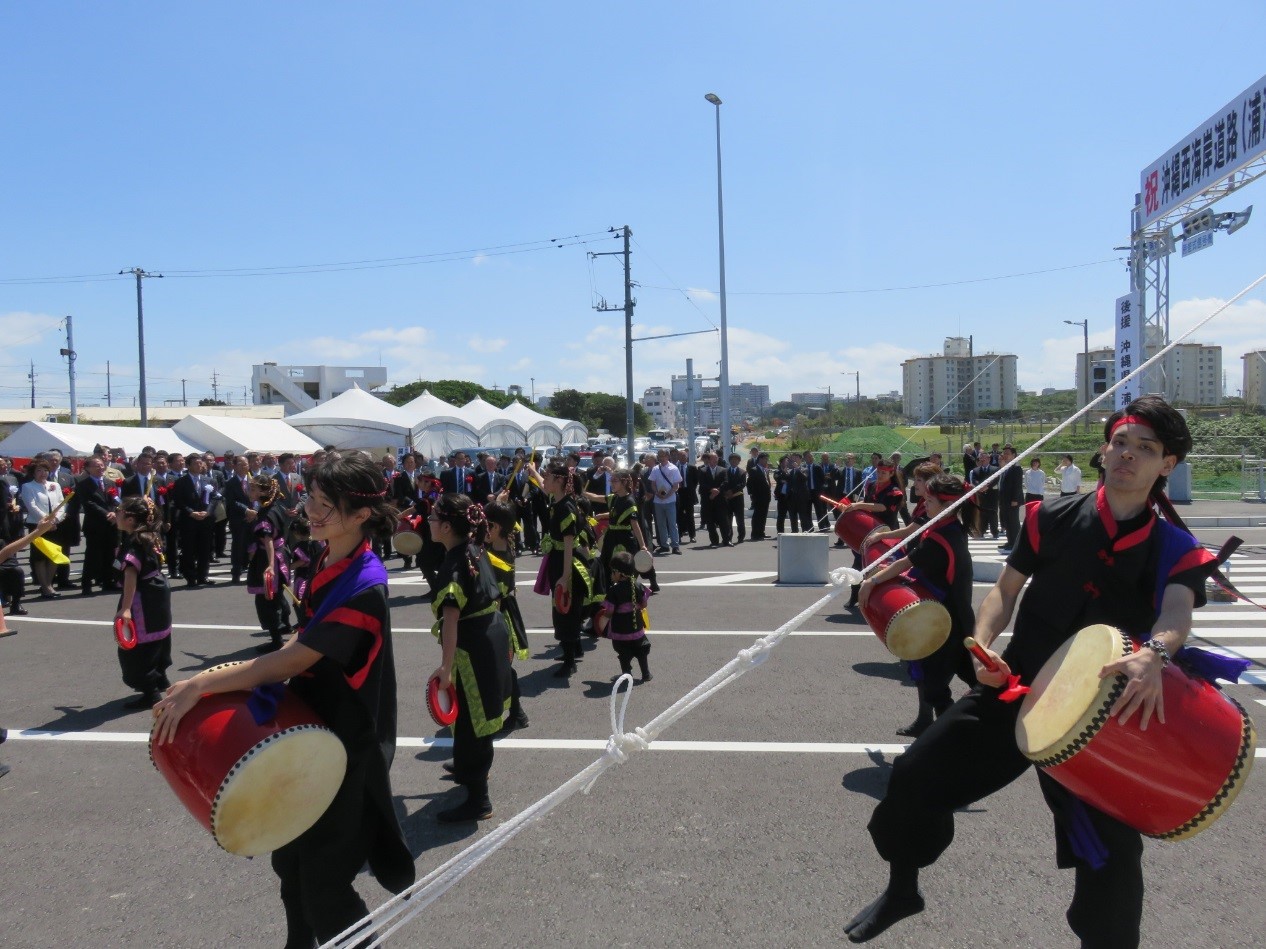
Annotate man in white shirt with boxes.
[647,449,683,554]
[1057,454,1082,496]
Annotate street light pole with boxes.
[121,267,163,426]
[842,370,859,427]
[1065,318,1089,432]
[705,92,732,457]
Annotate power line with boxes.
[639,257,1126,297]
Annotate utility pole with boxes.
[530,377,535,404]
[686,358,698,464]
[60,315,78,424]
[593,225,636,461]
[243,385,249,405]
[107,360,112,406]
[120,267,163,425]
[28,360,35,408]
[211,370,219,403]
[181,379,188,407]
[967,334,976,444]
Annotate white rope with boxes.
[322,571,853,948]
[325,269,1266,949]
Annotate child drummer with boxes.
[845,396,1220,947]
[113,497,174,708]
[599,550,652,683]
[153,454,414,946]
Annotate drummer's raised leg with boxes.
[845,690,1030,942]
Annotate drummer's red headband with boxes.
[1109,415,1155,438]
[927,486,967,502]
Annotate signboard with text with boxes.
[1140,74,1266,228]
[1114,292,1143,410]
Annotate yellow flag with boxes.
[32,537,70,566]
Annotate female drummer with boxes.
[538,460,601,677]
[154,453,414,948]
[113,496,174,709]
[585,467,656,606]
[483,499,529,731]
[857,472,977,737]
[428,493,511,821]
[246,474,292,654]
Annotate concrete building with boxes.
[252,364,389,415]
[1076,343,1223,408]
[902,340,1018,422]
[669,376,769,419]
[640,386,677,431]
[1242,351,1266,408]
[790,392,831,408]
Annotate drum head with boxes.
[213,727,347,856]
[427,677,459,727]
[393,530,423,556]
[885,600,951,661]
[633,549,653,574]
[1015,624,1130,761]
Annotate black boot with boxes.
[437,782,493,823]
[847,584,859,608]
[504,703,529,731]
[637,656,652,683]
[255,628,284,653]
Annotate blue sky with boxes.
[3,2,1265,411]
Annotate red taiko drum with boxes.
[835,506,883,553]
[393,515,423,556]
[1016,624,1255,840]
[150,671,347,857]
[860,576,951,661]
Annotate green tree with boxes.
[549,389,589,425]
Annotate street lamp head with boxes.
[704,93,722,106]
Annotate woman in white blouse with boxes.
[18,460,65,599]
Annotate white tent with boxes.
[502,401,565,447]
[173,415,322,456]
[461,397,529,447]
[398,390,480,458]
[284,386,415,450]
[0,421,201,459]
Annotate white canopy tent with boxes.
[173,415,322,456]
[398,390,480,458]
[460,397,529,447]
[502,401,565,447]
[284,386,415,451]
[0,421,201,459]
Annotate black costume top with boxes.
[431,542,511,736]
[292,540,413,894]
[1004,488,1215,682]
[906,518,974,642]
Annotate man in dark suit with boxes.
[44,449,80,589]
[671,448,698,544]
[747,451,772,541]
[472,455,503,505]
[803,451,828,531]
[969,458,1000,540]
[997,443,1024,553]
[440,451,474,497]
[223,455,254,584]
[698,452,731,547]
[171,454,219,587]
[121,453,158,502]
[77,456,120,596]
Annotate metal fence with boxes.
[1185,454,1266,501]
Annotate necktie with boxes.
[808,467,814,489]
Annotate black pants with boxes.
[229,522,250,579]
[977,503,999,538]
[868,689,1144,948]
[164,523,181,576]
[451,680,494,797]
[1001,502,1021,548]
[0,564,23,607]
[612,636,651,677]
[797,496,813,532]
[707,497,732,545]
[750,495,769,539]
[776,494,796,533]
[677,499,696,540]
[179,520,214,583]
[213,517,228,557]
[727,497,745,542]
[255,592,292,634]
[82,526,118,589]
[1024,492,1044,504]
[271,762,376,948]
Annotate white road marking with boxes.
[12,729,1262,757]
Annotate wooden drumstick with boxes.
[964,636,1000,672]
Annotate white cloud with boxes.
[685,287,717,302]
[360,326,432,347]
[0,311,64,349]
[469,335,507,354]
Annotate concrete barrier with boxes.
[777,532,829,584]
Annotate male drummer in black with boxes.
[845,396,1217,947]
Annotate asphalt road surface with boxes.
[2,525,1264,948]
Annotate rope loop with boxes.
[830,566,862,587]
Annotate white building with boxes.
[640,386,677,431]
[1244,351,1266,408]
[902,340,1018,422]
[1075,343,1222,408]
[252,364,389,415]
[790,392,831,408]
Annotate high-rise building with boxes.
[1242,351,1266,408]
[641,386,677,431]
[902,341,1018,422]
[790,392,831,408]
[669,376,769,420]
